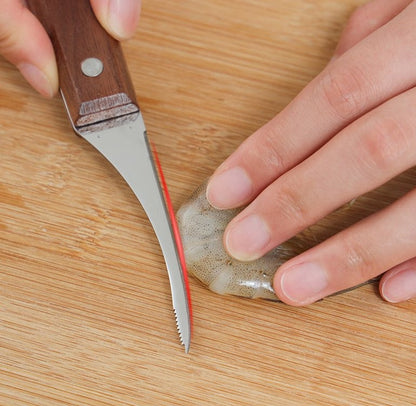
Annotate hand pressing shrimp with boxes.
[206,0,416,306]
[177,181,378,301]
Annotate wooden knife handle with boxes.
[26,0,138,128]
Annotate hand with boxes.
[207,0,416,306]
[0,0,141,97]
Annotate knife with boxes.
[26,0,192,352]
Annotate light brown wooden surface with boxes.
[1,1,416,405]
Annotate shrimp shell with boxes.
[177,181,312,300]
[177,180,378,301]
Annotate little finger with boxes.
[380,258,416,303]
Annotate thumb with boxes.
[0,0,58,97]
[90,0,142,41]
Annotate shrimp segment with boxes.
[177,180,379,301]
[177,181,311,300]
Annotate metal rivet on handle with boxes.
[81,57,104,77]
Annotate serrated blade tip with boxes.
[174,308,191,353]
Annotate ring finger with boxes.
[380,257,416,303]
[273,187,416,306]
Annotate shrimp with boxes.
[177,180,377,301]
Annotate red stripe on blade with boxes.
[151,143,193,333]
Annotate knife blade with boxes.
[26,0,192,352]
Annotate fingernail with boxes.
[280,262,328,304]
[108,0,139,39]
[17,63,54,98]
[225,214,270,261]
[206,167,253,209]
[382,268,416,303]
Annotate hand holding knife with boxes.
[26,0,192,352]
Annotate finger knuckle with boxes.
[0,4,24,57]
[243,123,287,177]
[273,183,310,228]
[319,65,369,119]
[0,28,16,56]
[341,237,374,278]
[260,124,287,170]
[359,116,411,173]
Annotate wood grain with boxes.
[1,0,416,405]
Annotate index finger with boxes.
[206,1,416,209]
[0,0,58,96]
[90,0,141,41]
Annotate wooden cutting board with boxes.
[1,0,415,405]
